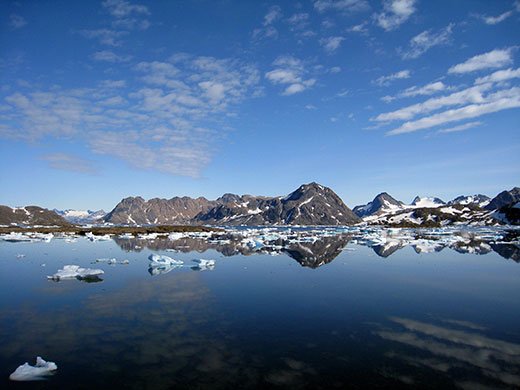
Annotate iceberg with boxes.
[95,258,129,265]
[47,265,104,281]
[191,258,215,271]
[9,356,57,381]
[148,254,183,266]
[148,264,182,276]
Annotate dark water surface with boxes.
[1,228,519,389]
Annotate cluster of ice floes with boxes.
[9,357,57,381]
[147,254,216,274]
[0,232,53,242]
[47,265,104,282]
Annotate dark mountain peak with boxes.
[0,205,72,226]
[485,187,520,210]
[284,182,328,202]
[217,193,241,204]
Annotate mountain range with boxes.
[0,183,519,227]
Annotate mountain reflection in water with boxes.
[112,227,520,267]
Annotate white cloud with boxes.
[93,50,132,63]
[402,24,453,59]
[374,70,410,86]
[263,5,282,26]
[481,11,513,25]
[1,54,261,177]
[375,84,492,122]
[265,56,316,95]
[80,29,127,46]
[320,36,345,54]
[400,81,449,97]
[287,13,309,30]
[9,14,27,29]
[40,153,98,174]
[387,87,520,135]
[314,0,369,13]
[102,0,149,18]
[330,66,341,73]
[374,0,416,31]
[474,67,520,85]
[349,22,368,33]
[448,48,513,74]
[437,121,482,134]
[305,104,317,110]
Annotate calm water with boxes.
[1,228,519,389]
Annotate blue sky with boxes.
[1,0,519,211]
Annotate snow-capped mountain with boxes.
[410,196,446,208]
[448,194,490,208]
[53,209,106,224]
[353,192,405,218]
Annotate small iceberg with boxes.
[95,258,129,265]
[9,356,57,381]
[191,258,215,271]
[148,254,183,266]
[47,265,104,282]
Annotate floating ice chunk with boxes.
[191,258,215,271]
[192,259,215,267]
[118,233,134,239]
[148,254,183,266]
[16,254,26,258]
[96,257,117,264]
[47,265,104,281]
[85,232,111,241]
[9,356,57,381]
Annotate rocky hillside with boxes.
[484,187,520,210]
[104,182,360,226]
[0,206,72,226]
[102,196,216,225]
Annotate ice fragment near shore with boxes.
[9,356,57,381]
[148,254,183,266]
[47,265,104,281]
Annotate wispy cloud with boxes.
[373,70,410,86]
[401,81,450,98]
[474,67,520,85]
[9,14,27,29]
[80,29,127,46]
[102,0,149,18]
[437,121,482,134]
[480,11,513,25]
[253,6,282,40]
[314,0,369,13]
[448,48,513,74]
[1,54,261,177]
[402,24,453,59]
[263,5,282,26]
[40,153,99,174]
[387,87,520,135]
[319,36,345,54]
[374,0,416,31]
[93,50,132,63]
[265,56,316,95]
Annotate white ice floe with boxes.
[47,265,104,281]
[85,232,111,241]
[148,254,183,266]
[191,259,215,271]
[9,356,57,381]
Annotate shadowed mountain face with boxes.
[104,182,361,226]
[0,205,72,226]
[485,187,520,210]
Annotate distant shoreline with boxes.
[0,225,222,235]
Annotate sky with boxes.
[0,0,519,212]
